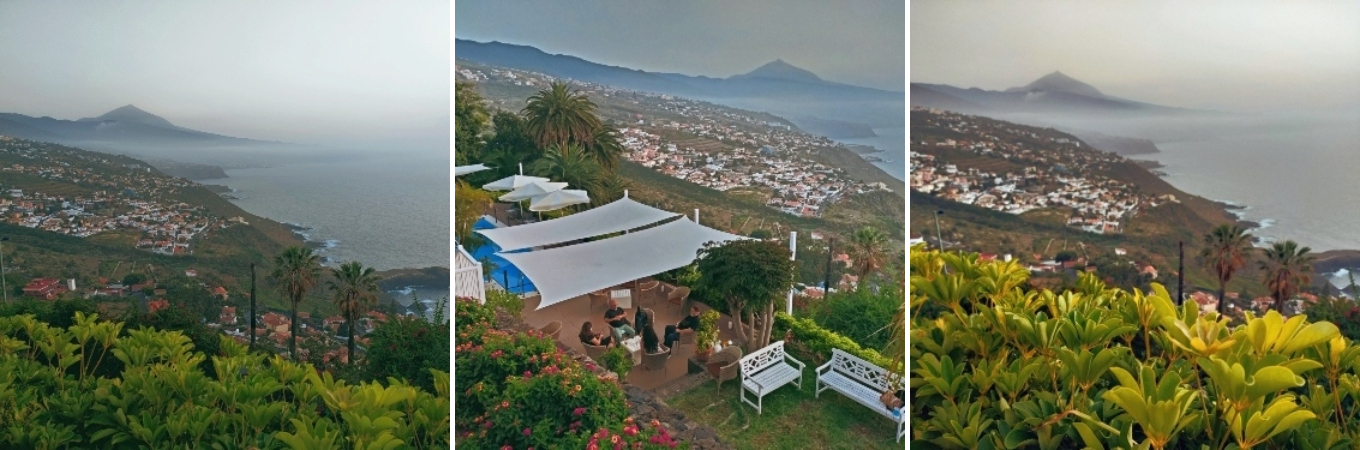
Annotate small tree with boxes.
[695,240,794,350]
[1055,250,1079,263]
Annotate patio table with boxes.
[621,336,643,366]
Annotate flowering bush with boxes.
[599,345,633,379]
[455,299,689,449]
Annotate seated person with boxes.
[634,305,650,330]
[642,320,668,355]
[579,322,614,347]
[604,300,636,339]
[880,389,905,419]
[665,306,702,348]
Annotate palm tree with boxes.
[271,246,320,361]
[531,144,603,195]
[521,82,601,150]
[1259,240,1313,312]
[849,227,888,282]
[1200,224,1254,315]
[593,175,628,207]
[583,126,625,171]
[327,261,380,364]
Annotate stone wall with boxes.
[496,310,732,450]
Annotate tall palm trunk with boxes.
[290,296,299,361]
[346,309,356,364]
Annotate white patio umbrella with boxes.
[500,181,568,202]
[455,164,490,176]
[482,175,549,192]
[529,189,590,212]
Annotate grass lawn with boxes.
[665,367,900,450]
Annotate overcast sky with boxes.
[0,1,448,149]
[455,0,905,92]
[912,1,1360,113]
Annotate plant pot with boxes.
[695,348,712,362]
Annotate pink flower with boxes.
[483,420,494,429]
[523,427,532,436]
[573,407,587,416]
[624,426,638,436]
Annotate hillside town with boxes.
[909,107,1169,234]
[0,136,236,254]
[457,63,892,218]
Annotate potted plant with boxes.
[694,309,720,362]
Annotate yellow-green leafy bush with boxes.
[910,246,1358,450]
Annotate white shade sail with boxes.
[455,164,490,176]
[476,197,679,251]
[498,218,748,310]
[529,189,590,212]
[499,181,568,202]
[483,175,549,191]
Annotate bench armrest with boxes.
[786,355,806,372]
[816,360,835,375]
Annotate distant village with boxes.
[909,107,1175,234]
[458,64,893,218]
[0,136,244,254]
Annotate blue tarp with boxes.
[471,218,537,294]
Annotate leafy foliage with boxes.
[910,246,1359,450]
[0,312,448,449]
[365,306,449,395]
[453,299,686,449]
[809,286,900,350]
[695,240,794,350]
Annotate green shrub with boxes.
[810,287,900,350]
[0,312,449,449]
[366,309,450,394]
[774,313,893,369]
[599,346,633,380]
[483,288,525,319]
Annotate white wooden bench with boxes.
[738,340,805,415]
[815,349,906,442]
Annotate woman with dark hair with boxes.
[642,323,667,354]
[579,321,613,347]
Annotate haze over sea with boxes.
[1063,113,1360,254]
[199,150,450,271]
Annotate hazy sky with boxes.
[455,0,905,92]
[0,1,449,150]
[912,1,1360,113]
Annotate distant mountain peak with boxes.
[1005,71,1105,98]
[80,105,177,129]
[732,59,823,83]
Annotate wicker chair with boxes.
[637,280,660,305]
[642,347,671,376]
[707,346,744,391]
[583,343,609,361]
[678,329,696,347]
[667,287,691,311]
[538,321,562,340]
[589,291,610,313]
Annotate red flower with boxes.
[523,427,532,436]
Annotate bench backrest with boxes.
[740,340,787,375]
[828,349,898,391]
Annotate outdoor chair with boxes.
[642,347,671,376]
[707,346,743,392]
[637,280,660,305]
[589,291,609,313]
[667,287,691,311]
[583,342,609,361]
[538,321,562,340]
[678,329,696,347]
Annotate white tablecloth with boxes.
[621,336,642,365]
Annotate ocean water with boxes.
[835,126,906,181]
[1109,114,1360,254]
[199,151,450,271]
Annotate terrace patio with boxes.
[515,279,749,390]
